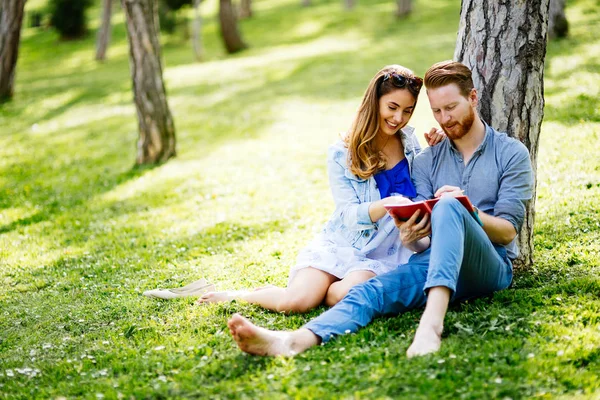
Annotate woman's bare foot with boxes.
[227,314,295,356]
[253,284,277,291]
[406,322,443,358]
[197,290,249,304]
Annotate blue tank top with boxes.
[373,158,416,199]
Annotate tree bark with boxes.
[0,0,27,103]
[96,0,112,61]
[548,0,568,39]
[219,0,246,54]
[454,0,550,269]
[192,0,203,60]
[395,0,411,18]
[301,0,310,6]
[343,0,355,10]
[121,0,176,165]
[239,0,252,19]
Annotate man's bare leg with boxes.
[406,286,450,358]
[228,314,320,356]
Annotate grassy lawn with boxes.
[1,0,598,398]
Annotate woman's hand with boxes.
[392,210,431,252]
[424,127,446,147]
[434,185,464,198]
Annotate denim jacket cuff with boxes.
[356,202,375,227]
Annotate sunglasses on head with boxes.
[382,72,423,93]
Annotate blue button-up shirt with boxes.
[411,123,534,259]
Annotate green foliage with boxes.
[48,0,93,39]
[1,0,599,398]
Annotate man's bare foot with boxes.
[227,314,296,356]
[406,322,443,358]
[197,290,249,304]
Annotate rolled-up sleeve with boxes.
[327,145,375,231]
[494,142,534,232]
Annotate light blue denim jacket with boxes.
[324,126,422,251]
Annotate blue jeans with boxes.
[305,197,513,342]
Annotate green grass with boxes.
[1,0,599,398]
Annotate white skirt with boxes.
[288,217,414,285]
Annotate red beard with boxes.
[442,107,475,140]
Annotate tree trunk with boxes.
[343,0,355,10]
[192,0,203,60]
[454,0,550,269]
[0,0,26,103]
[219,0,246,54]
[548,0,568,39]
[239,0,252,19]
[301,0,310,6]
[395,0,411,18]
[96,0,112,61]
[121,0,176,165]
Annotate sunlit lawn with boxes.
[0,0,598,398]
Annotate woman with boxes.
[199,65,444,312]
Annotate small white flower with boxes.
[449,354,457,359]
[6,370,14,377]
[154,346,165,351]
[303,366,311,372]
[557,350,564,356]
[527,353,535,359]
[157,375,167,383]
[437,359,445,364]
[494,378,502,384]
[43,343,52,350]
[267,374,274,380]
[344,329,351,334]
[96,393,105,399]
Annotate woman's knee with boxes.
[324,283,347,307]
[276,292,320,314]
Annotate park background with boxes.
[0,0,599,398]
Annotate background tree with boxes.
[121,0,176,165]
[301,0,310,6]
[454,0,550,268]
[343,0,355,10]
[548,0,568,39]
[191,0,203,60]
[96,0,113,61]
[0,0,27,103]
[49,0,93,39]
[395,0,411,18]
[239,0,252,19]
[219,0,246,53]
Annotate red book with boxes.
[384,195,483,226]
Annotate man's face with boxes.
[427,84,476,140]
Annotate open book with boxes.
[384,195,483,226]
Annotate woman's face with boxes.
[377,88,416,137]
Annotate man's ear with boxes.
[468,88,478,107]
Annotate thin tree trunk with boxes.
[192,0,203,60]
[121,0,176,165]
[239,0,252,19]
[96,0,112,61]
[395,0,411,18]
[0,0,27,103]
[343,0,355,10]
[301,0,310,6]
[548,0,568,39]
[454,0,550,269]
[219,0,246,54]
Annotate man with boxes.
[226,61,534,358]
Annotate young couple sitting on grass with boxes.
[199,61,534,358]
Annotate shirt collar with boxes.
[448,119,491,155]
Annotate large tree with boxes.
[454,0,550,268]
[96,0,112,61]
[0,0,27,103]
[219,0,246,53]
[121,0,176,164]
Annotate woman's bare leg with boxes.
[406,286,450,358]
[324,270,375,307]
[199,267,337,313]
